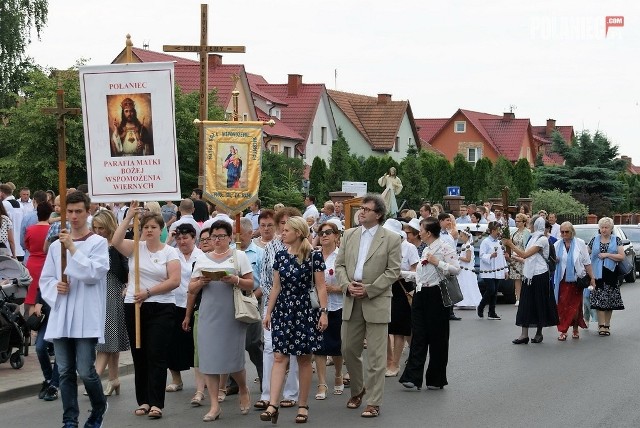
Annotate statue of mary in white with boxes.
[377,167,403,216]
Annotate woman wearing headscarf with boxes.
[587,217,625,336]
[505,215,558,344]
[553,222,596,340]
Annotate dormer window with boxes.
[454,121,466,133]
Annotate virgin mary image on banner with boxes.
[219,143,248,189]
[107,93,154,157]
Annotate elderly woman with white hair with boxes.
[505,215,559,344]
[587,217,625,336]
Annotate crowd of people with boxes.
[0,181,629,426]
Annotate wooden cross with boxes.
[163,3,245,185]
[42,89,81,280]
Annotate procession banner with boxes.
[201,121,263,213]
[79,62,181,203]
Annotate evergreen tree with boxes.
[259,150,305,211]
[428,156,452,202]
[487,156,515,202]
[451,153,475,201]
[327,128,352,192]
[473,157,493,203]
[399,144,426,210]
[308,156,329,202]
[513,158,534,199]
[362,156,380,195]
[418,150,443,202]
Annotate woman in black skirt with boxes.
[400,217,459,390]
[384,219,419,377]
[506,215,559,344]
[587,217,625,336]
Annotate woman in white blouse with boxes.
[112,201,181,419]
[506,216,559,344]
[399,217,459,391]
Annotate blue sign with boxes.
[447,186,460,196]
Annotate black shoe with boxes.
[38,381,49,399]
[487,313,501,320]
[449,314,462,321]
[531,334,544,343]
[477,307,484,318]
[225,384,239,396]
[512,337,530,345]
[84,402,108,428]
[400,381,421,390]
[43,385,59,401]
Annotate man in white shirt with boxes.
[302,195,319,220]
[168,198,201,245]
[549,213,561,239]
[19,187,33,216]
[483,202,496,222]
[244,199,261,235]
[456,205,471,224]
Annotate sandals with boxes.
[361,405,380,418]
[334,376,345,395]
[315,384,328,400]
[295,405,309,424]
[191,391,205,407]
[165,382,183,392]
[598,325,611,336]
[343,374,351,388]
[148,407,163,419]
[346,388,366,409]
[240,391,251,415]
[279,399,297,408]
[218,388,227,403]
[558,332,567,341]
[254,399,270,409]
[259,405,279,424]
[572,329,580,339]
[134,405,150,416]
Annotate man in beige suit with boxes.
[336,194,401,418]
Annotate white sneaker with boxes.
[515,300,519,307]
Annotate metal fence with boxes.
[557,214,587,225]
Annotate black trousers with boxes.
[125,302,175,409]
[399,286,449,388]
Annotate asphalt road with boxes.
[2,283,639,428]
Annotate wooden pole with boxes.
[133,212,141,348]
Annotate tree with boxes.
[473,157,493,203]
[487,156,515,202]
[399,144,426,210]
[0,0,48,110]
[418,150,444,202]
[361,156,380,195]
[451,153,475,201]
[258,150,305,211]
[530,189,588,216]
[538,130,626,215]
[513,158,534,199]
[428,156,452,202]
[326,128,352,193]
[308,156,329,202]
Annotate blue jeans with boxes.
[52,338,106,426]
[35,320,59,387]
[479,278,501,314]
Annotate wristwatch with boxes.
[319,308,328,313]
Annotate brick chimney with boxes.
[287,74,302,96]
[503,112,515,121]
[208,54,222,68]
[545,118,556,137]
[377,93,392,104]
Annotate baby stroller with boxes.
[0,255,32,369]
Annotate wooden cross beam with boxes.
[42,89,81,280]
[163,3,245,185]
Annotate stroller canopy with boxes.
[0,256,32,287]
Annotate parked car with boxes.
[456,223,517,303]
[572,224,636,283]
[616,225,640,273]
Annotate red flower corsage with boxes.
[328,269,334,276]
[421,259,428,266]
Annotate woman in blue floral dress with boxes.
[262,216,328,424]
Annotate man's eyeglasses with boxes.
[560,230,571,234]
[318,230,334,237]
[260,224,275,228]
[361,207,374,213]
[200,237,212,242]
[211,234,228,240]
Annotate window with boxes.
[269,145,277,153]
[271,108,281,120]
[310,126,314,144]
[408,137,412,147]
[394,136,400,152]
[225,111,232,121]
[321,127,327,145]
[283,147,291,157]
[454,121,466,133]
[242,113,248,121]
[467,147,482,164]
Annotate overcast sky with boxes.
[27,0,639,161]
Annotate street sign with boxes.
[162,45,246,53]
[447,186,461,196]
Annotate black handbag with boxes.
[438,274,463,307]
[576,274,591,289]
[25,313,46,331]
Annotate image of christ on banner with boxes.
[107,93,154,157]
[221,144,245,188]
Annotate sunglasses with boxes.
[318,230,335,237]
